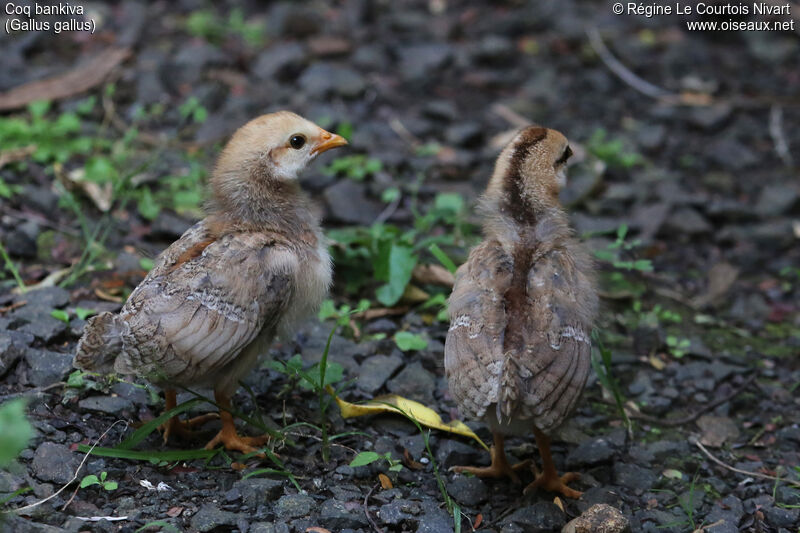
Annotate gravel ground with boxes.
[1,1,799,532]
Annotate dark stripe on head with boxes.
[503,127,547,225]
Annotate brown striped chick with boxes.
[75,111,347,454]
[444,126,597,498]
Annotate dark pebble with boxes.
[24,349,73,387]
[31,442,79,484]
[447,475,488,506]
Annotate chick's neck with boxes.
[207,168,320,241]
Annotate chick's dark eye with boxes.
[554,146,572,168]
[289,134,306,149]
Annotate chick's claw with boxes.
[160,413,219,443]
[523,470,583,499]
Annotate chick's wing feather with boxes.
[511,249,593,431]
[117,224,295,383]
[445,240,513,419]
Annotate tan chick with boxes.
[445,126,597,498]
[75,111,347,454]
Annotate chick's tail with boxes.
[74,312,128,374]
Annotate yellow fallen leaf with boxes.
[328,387,489,452]
[553,496,564,512]
[378,473,393,489]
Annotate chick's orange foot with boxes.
[523,469,582,499]
[204,427,270,456]
[450,434,530,484]
[160,413,219,443]
[159,389,218,443]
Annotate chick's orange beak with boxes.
[311,130,348,155]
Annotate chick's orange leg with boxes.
[203,390,269,455]
[160,389,218,443]
[523,427,582,499]
[450,433,530,484]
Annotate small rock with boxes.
[32,442,79,484]
[17,315,67,344]
[447,475,489,506]
[708,138,758,170]
[356,353,403,394]
[563,503,630,533]
[613,463,656,492]
[697,415,740,448]
[252,42,307,81]
[17,287,70,308]
[22,185,59,214]
[662,207,712,235]
[190,504,241,532]
[298,63,365,98]
[274,493,315,519]
[323,180,382,225]
[473,35,515,64]
[0,330,33,377]
[78,396,135,415]
[386,361,436,403]
[233,478,285,507]
[24,349,73,387]
[319,498,369,530]
[755,183,799,217]
[436,439,482,469]
[4,224,38,258]
[398,44,453,80]
[503,502,565,531]
[566,437,616,468]
[150,212,193,241]
[444,122,483,148]
[763,505,799,528]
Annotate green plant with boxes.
[350,450,403,472]
[586,128,644,168]
[324,154,383,181]
[590,330,632,435]
[185,8,265,47]
[178,96,208,125]
[653,471,702,530]
[665,335,691,358]
[0,399,33,467]
[394,331,428,351]
[0,240,26,291]
[50,309,70,323]
[79,471,118,491]
[383,401,461,530]
[593,225,653,272]
[269,302,366,461]
[328,192,472,306]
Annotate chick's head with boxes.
[486,126,572,223]
[215,111,348,183]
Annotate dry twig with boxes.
[0,48,130,111]
[586,28,676,101]
[692,436,800,488]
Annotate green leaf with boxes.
[139,257,155,271]
[428,243,457,274]
[394,331,428,351]
[116,398,205,450]
[350,451,381,467]
[78,444,217,462]
[103,480,118,491]
[375,244,417,306]
[434,193,464,215]
[136,521,181,533]
[318,299,337,321]
[137,187,161,220]
[80,475,99,488]
[50,309,70,323]
[0,400,33,466]
[74,307,96,321]
[84,156,118,184]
